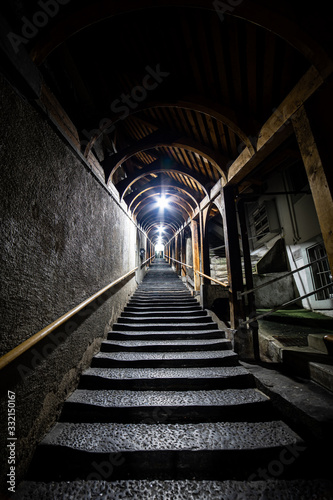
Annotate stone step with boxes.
[309,361,333,392]
[107,330,224,341]
[91,350,238,368]
[112,322,217,332]
[78,366,255,390]
[59,388,273,423]
[117,315,212,324]
[132,294,192,299]
[100,338,232,352]
[307,333,329,354]
[15,479,333,500]
[26,420,305,481]
[124,305,202,312]
[122,310,206,317]
[128,299,199,306]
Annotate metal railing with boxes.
[0,256,155,371]
[167,256,229,288]
[240,282,333,327]
[239,255,329,298]
[167,254,333,327]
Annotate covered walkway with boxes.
[1,1,333,498]
[15,261,333,498]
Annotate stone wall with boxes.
[0,76,142,491]
[253,273,298,308]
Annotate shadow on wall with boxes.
[211,297,230,327]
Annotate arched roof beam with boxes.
[135,198,191,221]
[116,161,209,200]
[141,211,185,232]
[146,222,177,237]
[101,130,228,183]
[133,192,194,218]
[127,182,200,213]
[30,1,333,78]
[82,98,257,157]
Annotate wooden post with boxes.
[180,230,186,277]
[292,105,333,275]
[238,198,260,360]
[200,207,211,284]
[191,219,201,292]
[221,185,244,329]
[174,234,179,274]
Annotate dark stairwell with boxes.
[15,261,333,499]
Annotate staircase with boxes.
[16,261,333,498]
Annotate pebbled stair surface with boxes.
[16,261,333,499]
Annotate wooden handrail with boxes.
[0,258,154,371]
[196,270,229,288]
[167,256,228,288]
[167,257,193,269]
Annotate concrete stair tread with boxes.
[101,338,232,352]
[94,350,236,362]
[307,333,329,354]
[120,314,208,320]
[309,361,333,392]
[102,338,229,347]
[65,388,270,408]
[40,420,302,452]
[15,479,333,500]
[113,323,218,331]
[122,310,205,316]
[117,317,212,323]
[108,330,224,338]
[125,306,203,312]
[82,366,249,380]
[128,302,199,307]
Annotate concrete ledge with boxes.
[241,361,333,442]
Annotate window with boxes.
[249,200,280,242]
[307,244,333,300]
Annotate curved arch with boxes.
[128,184,200,212]
[118,164,209,200]
[30,1,332,75]
[146,221,177,237]
[141,209,186,232]
[133,192,194,218]
[84,98,258,156]
[102,131,228,183]
[135,197,191,220]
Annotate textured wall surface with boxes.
[0,76,142,490]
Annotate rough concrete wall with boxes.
[253,273,298,308]
[0,76,140,491]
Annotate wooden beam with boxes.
[220,185,244,329]
[292,105,333,274]
[116,160,209,199]
[191,219,201,292]
[30,0,333,81]
[200,206,211,284]
[101,130,228,183]
[228,66,324,186]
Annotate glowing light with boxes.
[156,195,169,209]
[155,242,164,252]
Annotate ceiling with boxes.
[3,0,332,245]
